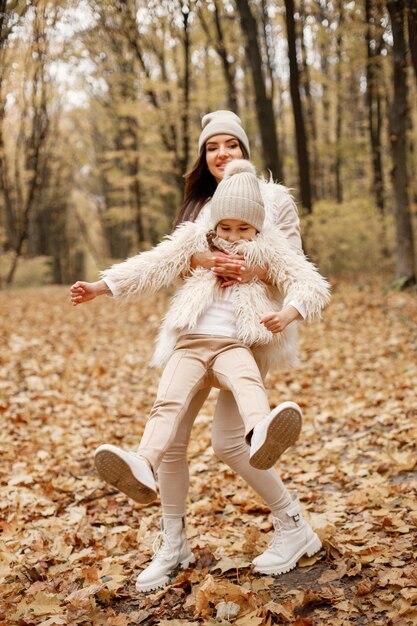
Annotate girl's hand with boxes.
[70,280,109,306]
[212,250,247,283]
[219,264,268,288]
[190,250,268,287]
[260,305,301,333]
[190,249,245,281]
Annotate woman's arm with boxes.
[274,191,302,252]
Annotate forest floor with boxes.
[0,278,416,626]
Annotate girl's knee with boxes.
[212,435,248,466]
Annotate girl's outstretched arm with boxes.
[100,222,206,302]
[70,280,111,306]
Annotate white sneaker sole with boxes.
[253,533,322,575]
[135,553,196,592]
[94,447,157,504]
[249,402,302,470]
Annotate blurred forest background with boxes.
[0,0,416,289]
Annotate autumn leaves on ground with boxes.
[1,279,416,626]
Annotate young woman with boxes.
[70,111,326,592]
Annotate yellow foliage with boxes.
[302,197,396,275]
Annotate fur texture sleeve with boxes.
[237,228,331,322]
[259,180,302,252]
[100,222,207,301]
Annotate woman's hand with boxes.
[212,250,247,284]
[190,249,267,288]
[70,280,110,306]
[260,305,301,333]
[219,264,268,288]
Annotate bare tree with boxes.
[335,0,344,204]
[0,0,33,271]
[284,0,312,211]
[365,0,385,212]
[407,0,417,85]
[299,0,318,201]
[386,0,416,286]
[2,4,52,284]
[234,0,283,181]
[198,0,239,113]
[178,0,192,178]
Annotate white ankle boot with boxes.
[136,517,195,592]
[252,494,321,575]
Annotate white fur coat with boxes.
[101,219,330,371]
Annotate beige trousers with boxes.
[138,335,271,470]
[140,335,293,519]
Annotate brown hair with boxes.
[173,140,249,227]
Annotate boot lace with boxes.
[268,517,284,551]
[151,530,174,562]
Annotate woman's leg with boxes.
[211,388,292,514]
[210,375,321,574]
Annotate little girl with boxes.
[71,160,330,583]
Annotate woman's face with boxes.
[205,134,244,183]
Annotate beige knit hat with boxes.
[210,160,264,232]
[198,110,250,156]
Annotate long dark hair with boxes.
[174,140,249,227]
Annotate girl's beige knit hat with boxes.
[198,110,251,156]
[210,160,265,232]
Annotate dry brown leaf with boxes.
[193,573,258,618]
[1,282,416,624]
[235,610,265,625]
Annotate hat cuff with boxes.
[211,198,264,232]
[198,123,250,156]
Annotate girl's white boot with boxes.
[252,494,321,575]
[135,517,195,592]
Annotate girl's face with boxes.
[216,219,257,242]
[205,134,244,183]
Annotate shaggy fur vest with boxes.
[101,198,330,371]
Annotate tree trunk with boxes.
[260,0,275,102]
[284,0,312,211]
[387,0,416,285]
[131,152,144,247]
[407,0,417,85]
[179,2,191,181]
[366,0,385,212]
[5,8,50,285]
[335,1,344,204]
[0,0,7,49]
[317,0,332,199]
[234,0,283,181]
[198,0,239,113]
[115,0,182,196]
[214,1,238,112]
[299,0,318,201]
